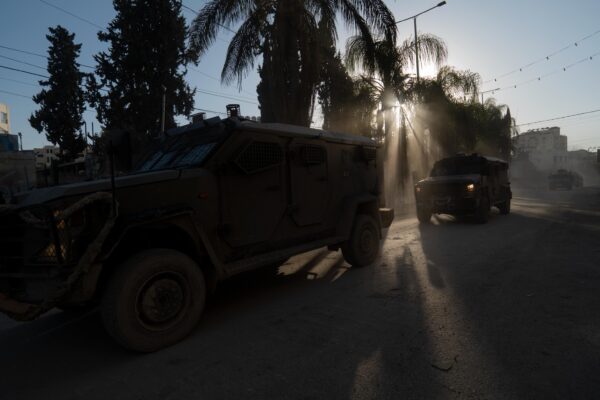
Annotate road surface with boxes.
[1,186,599,399]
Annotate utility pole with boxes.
[161,85,167,134]
[395,1,446,83]
[414,18,420,83]
[480,88,500,104]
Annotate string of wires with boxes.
[515,108,600,127]
[481,49,600,96]
[482,28,600,84]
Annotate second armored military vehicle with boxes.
[414,154,512,224]
[548,169,583,190]
[0,116,393,352]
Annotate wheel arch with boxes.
[78,216,221,304]
[336,194,382,239]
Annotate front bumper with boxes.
[0,192,116,320]
[417,195,478,215]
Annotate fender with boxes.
[71,208,225,303]
[335,193,381,239]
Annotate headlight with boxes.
[466,183,475,192]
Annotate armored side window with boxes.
[299,145,326,165]
[235,141,283,174]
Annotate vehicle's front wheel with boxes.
[475,195,490,224]
[101,249,206,352]
[498,199,511,215]
[342,214,380,268]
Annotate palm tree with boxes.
[345,33,448,142]
[345,33,447,190]
[189,0,396,126]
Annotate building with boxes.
[0,134,19,152]
[33,145,61,169]
[513,126,568,172]
[0,103,10,134]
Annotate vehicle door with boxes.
[218,134,287,247]
[288,140,330,226]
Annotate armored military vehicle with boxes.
[548,169,583,190]
[414,154,512,224]
[0,117,393,352]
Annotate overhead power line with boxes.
[188,66,256,97]
[515,108,600,127]
[483,28,600,84]
[0,44,95,70]
[196,88,258,105]
[0,65,49,79]
[0,76,40,87]
[0,54,47,71]
[181,4,237,34]
[0,44,46,59]
[38,0,103,29]
[193,107,227,116]
[0,88,33,99]
[484,49,600,95]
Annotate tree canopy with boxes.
[29,25,86,160]
[89,0,196,151]
[189,0,397,125]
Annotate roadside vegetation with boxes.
[29,0,515,183]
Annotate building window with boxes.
[0,112,7,124]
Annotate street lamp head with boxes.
[437,1,446,6]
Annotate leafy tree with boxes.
[189,0,396,126]
[89,0,195,152]
[346,33,448,141]
[414,70,514,161]
[346,33,447,186]
[317,38,377,137]
[30,25,86,161]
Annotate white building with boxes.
[0,103,10,134]
[513,126,568,172]
[33,145,61,169]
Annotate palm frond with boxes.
[221,7,265,87]
[189,0,257,57]
[398,33,447,69]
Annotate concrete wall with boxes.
[0,151,36,195]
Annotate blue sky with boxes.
[0,0,599,151]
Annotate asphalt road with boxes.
[1,186,599,400]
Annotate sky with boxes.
[0,0,599,151]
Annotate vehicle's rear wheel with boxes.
[342,214,380,267]
[101,248,206,352]
[498,199,511,215]
[416,206,432,223]
[475,195,490,224]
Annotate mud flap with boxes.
[379,208,394,228]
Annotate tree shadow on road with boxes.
[417,207,600,398]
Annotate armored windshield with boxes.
[135,124,226,172]
[430,158,484,177]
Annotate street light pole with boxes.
[395,1,447,83]
[414,17,419,83]
[480,88,500,103]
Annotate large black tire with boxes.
[101,248,206,352]
[341,214,380,268]
[416,207,432,223]
[498,199,511,215]
[475,195,490,224]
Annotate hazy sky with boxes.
[0,0,598,151]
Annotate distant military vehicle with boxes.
[0,117,393,352]
[414,154,512,224]
[548,169,583,190]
